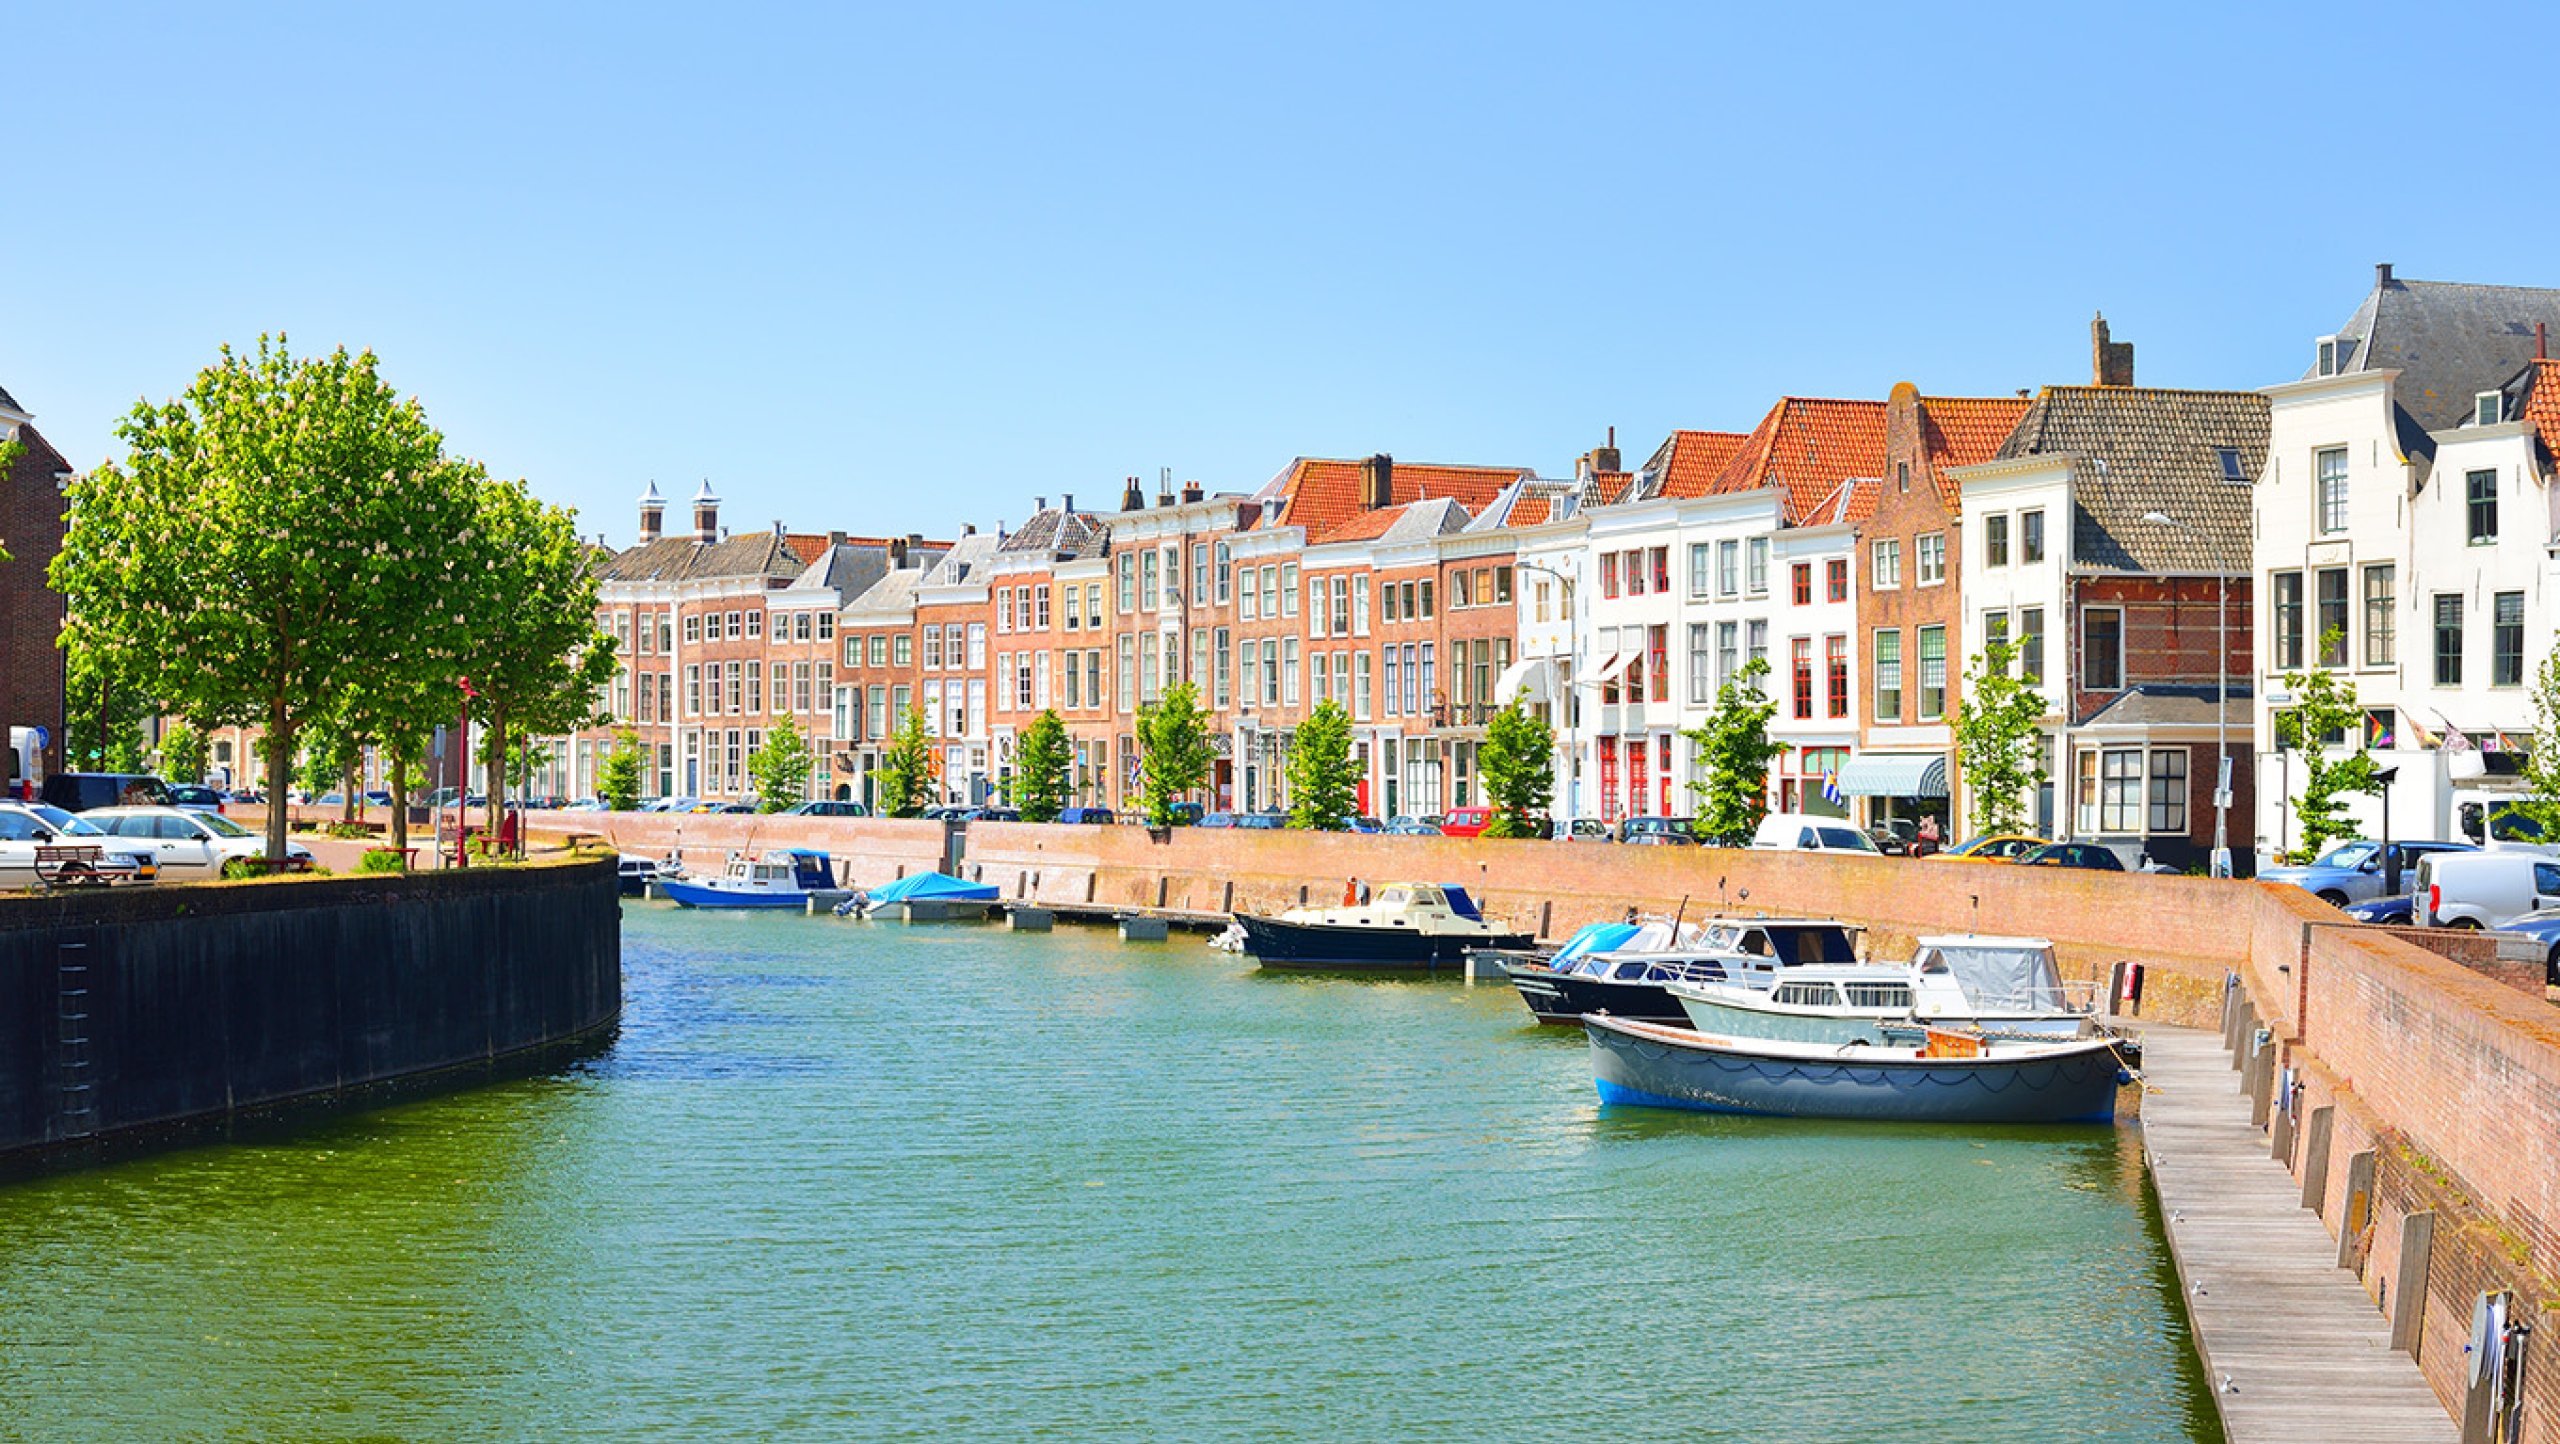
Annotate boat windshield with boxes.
[1376,887,1413,908]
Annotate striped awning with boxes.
[1833,752,1949,798]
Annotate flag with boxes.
[2443,719,2474,754]
[1822,771,1844,807]
[2407,717,2441,749]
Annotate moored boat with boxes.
[1237,883,1530,971]
[836,870,1003,918]
[1503,916,1862,1026]
[1667,936,2105,1046]
[1583,1014,2125,1124]
[658,849,835,909]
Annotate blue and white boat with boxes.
[658,849,836,909]
[1583,1014,2125,1124]
[1667,935,2105,1046]
[838,870,1004,918]
[1501,917,1863,1026]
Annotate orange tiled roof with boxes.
[1918,396,2035,506]
[1509,495,1553,526]
[1262,458,1529,542]
[1651,431,1753,498]
[2525,359,2560,472]
[1704,395,2028,524]
[1320,502,1419,543]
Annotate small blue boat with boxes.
[658,849,835,909]
[860,871,1001,906]
[1584,1015,2124,1124]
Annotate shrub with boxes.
[356,848,407,874]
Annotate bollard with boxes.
[2300,1106,2335,1214]
[2337,1150,2375,1269]
[2388,1211,2433,1356]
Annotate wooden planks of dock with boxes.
[2138,1026,2455,1443]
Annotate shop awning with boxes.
[1494,657,1554,705]
[1589,651,1635,685]
[1833,752,1948,798]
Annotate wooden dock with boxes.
[2137,1025,2454,1443]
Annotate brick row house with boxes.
[0,384,73,794]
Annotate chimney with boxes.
[1122,475,1145,511]
[1586,426,1621,476]
[2092,313,2135,387]
[691,481,721,543]
[637,482,665,544]
[1035,496,1047,513]
[1359,453,1394,510]
[2376,262,2396,288]
[2539,323,2548,361]
[1061,492,1075,514]
[1180,481,1202,503]
[888,535,909,569]
[1157,467,1175,508]
[828,530,846,546]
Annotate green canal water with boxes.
[0,905,2220,1442]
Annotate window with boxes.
[2316,447,2348,534]
[1746,538,1768,596]
[1717,540,1740,596]
[1917,625,1946,721]
[868,686,887,738]
[1495,566,1513,603]
[1791,638,1814,719]
[1086,582,1103,629]
[685,664,702,716]
[1353,579,1370,635]
[1871,539,1901,589]
[1118,635,1137,710]
[2021,510,2045,565]
[1826,558,1848,602]
[1896,460,1910,493]
[1690,625,1714,705]
[1213,627,1231,708]
[1280,563,1300,618]
[1035,585,1051,630]
[1330,577,1350,636]
[1746,619,1766,671]
[2148,750,2188,833]
[997,588,1012,633]
[746,661,762,714]
[2217,448,2245,483]
[1354,652,1372,719]
[2084,608,2122,691]
[1650,548,1669,594]
[1916,532,1945,586]
[796,661,814,713]
[1984,514,2008,568]
[2090,748,2143,834]
[1689,543,1710,598]
[2317,568,2348,667]
[1282,639,1300,705]
[893,634,912,667]
[1874,629,1902,721]
[2272,572,2303,672]
[1215,543,1232,604]
[2433,594,2463,686]
[1792,562,1813,605]
[2019,607,2045,685]
[816,613,834,642]
[684,615,701,644]
[1193,543,1210,606]
[1826,635,1848,717]
[924,625,943,670]
[1600,553,1619,598]
[2363,565,2395,667]
[2468,470,2499,543]
[2495,592,2525,686]
[1714,622,1737,695]
[1118,553,1137,612]
[745,611,762,640]
[727,662,744,714]
[1262,566,1280,620]
[1141,550,1162,612]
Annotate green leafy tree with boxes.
[1135,680,1213,826]
[1954,640,2048,838]
[1684,656,1784,847]
[158,719,208,784]
[0,435,17,561]
[597,729,645,812]
[874,706,933,819]
[1479,700,1557,838]
[62,643,153,773]
[749,716,814,811]
[462,478,615,835]
[1285,699,1362,830]
[2276,629,2380,860]
[50,336,474,863]
[1011,710,1072,822]
[2520,650,2560,845]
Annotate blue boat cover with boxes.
[865,870,1001,903]
[1441,885,1484,920]
[1551,922,1639,968]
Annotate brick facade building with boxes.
[0,385,72,791]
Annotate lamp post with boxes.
[2140,510,2232,878]
[1515,560,1580,835]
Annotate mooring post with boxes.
[2337,1149,2376,1270]
[2389,1211,2433,1357]
[2300,1105,2335,1214]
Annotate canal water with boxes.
[0,906,2220,1442]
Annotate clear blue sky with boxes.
[8,2,2553,546]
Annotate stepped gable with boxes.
[1993,384,2268,575]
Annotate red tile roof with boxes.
[1509,496,1553,527]
[2525,359,2560,472]
[1917,395,2035,506]
[1702,394,2029,524]
[1261,458,1530,542]
[1320,501,1422,543]
[1651,431,1753,498]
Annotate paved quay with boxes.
[2137,1024,2454,1443]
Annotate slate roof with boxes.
[919,530,1002,587]
[0,383,22,415]
[1635,429,1752,501]
[2313,273,2560,433]
[844,565,931,619]
[1699,394,2026,525]
[997,505,1108,560]
[1251,457,1532,542]
[2079,682,2254,730]
[783,538,950,600]
[1992,385,2267,574]
[596,529,811,584]
[1465,476,1580,532]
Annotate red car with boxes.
[1438,805,1496,838]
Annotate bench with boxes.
[34,844,105,887]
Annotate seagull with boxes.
[2221,1374,2238,1394]
[2193,1282,2209,1296]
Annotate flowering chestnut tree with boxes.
[460,477,613,835]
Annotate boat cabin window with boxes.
[1773,981,1831,1006]
[1377,887,1413,908]
[1613,961,1651,981]
[1842,982,1912,1009]
[1737,930,1772,957]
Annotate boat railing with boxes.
[1961,977,2105,1015]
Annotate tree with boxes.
[62,643,153,773]
[1954,640,2048,838]
[1134,680,1213,827]
[1479,700,1557,838]
[2276,629,2380,861]
[749,716,814,811]
[157,719,208,784]
[1684,656,1784,847]
[597,729,645,813]
[1285,699,1362,830]
[2520,650,2560,845]
[50,336,475,863]
[1011,710,1072,822]
[874,706,934,818]
[461,478,615,837]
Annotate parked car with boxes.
[1867,818,1919,854]
[974,806,1022,822]
[783,800,868,818]
[2342,893,2417,925]
[1620,816,1699,846]
[1936,833,2045,864]
[640,796,698,814]
[1344,815,1384,834]
[2494,908,2560,985]
[226,789,267,806]
[40,772,173,813]
[1384,816,1439,837]
[2014,842,2126,871]
[1236,812,1288,830]
[364,790,395,807]
[87,805,316,876]
[165,783,227,815]
[1194,811,1237,828]
[2457,799,2555,854]
[0,802,161,887]
[1748,812,1881,853]
[1438,805,1497,838]
[2415,851,2560,930]
[1057,806,1117,825]
[1166,801,1204,826]
[1562,817,1613,842]
[2260,839,2478,906]
[558,798,609,813]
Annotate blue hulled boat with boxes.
[1583,1014,2125,1125]
[658,849,835,909]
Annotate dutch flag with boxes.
[1821,771,1844,807]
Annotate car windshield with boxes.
[2313,842,2377,869]
[197,813,256,838]
[1815,827,1876,852]
[29,805,101,836]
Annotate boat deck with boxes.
[2136,1024,2453,1443]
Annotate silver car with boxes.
[0,803,161,887]
[86,805,315,878]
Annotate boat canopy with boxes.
[1440,885,1484,920]
[1552,922,1640,967]
[1915,936,2064,1010]
[866,871,1002,904]
[783,850,835,889]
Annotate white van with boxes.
[1749,813,1883,854]
[2415,850,2560,929]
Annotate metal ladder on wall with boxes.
[56,940,98,1141]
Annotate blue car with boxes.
[2261,839,2476,906]
[2496,909,2560,985]
[1343,815,1384,834]
[1385,816,1439,837]
[2342,893,2415,925]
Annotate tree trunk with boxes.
[483,708,506,854]
[389,740,412,860]
[264,697,292,866]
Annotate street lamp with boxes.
[1514,559,1580,834]
[2140,510,2233,878]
